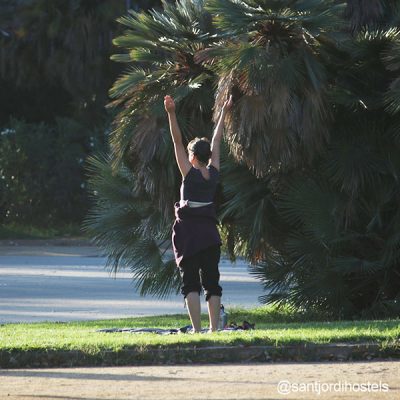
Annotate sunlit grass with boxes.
[1,306,399,354]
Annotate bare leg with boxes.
[185,292,201,332]
[207,295,221,332]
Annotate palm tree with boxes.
[201,0,400,317]
[249,24,400,317]
[86,0,400,317]
[201,0,346,177]
[85,0,221,297]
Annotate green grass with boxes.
[1,306,399,354]
[0,223,84,239]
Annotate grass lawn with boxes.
[1,306,399,354]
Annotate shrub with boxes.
[0,118,105,226]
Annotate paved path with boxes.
[1,361,399,399]
[0,245,264,323]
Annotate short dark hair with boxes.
[187,137,211,164]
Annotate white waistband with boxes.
[180,200,213,208]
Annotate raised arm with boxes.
[164,95,192,177]
[210,94,232,170]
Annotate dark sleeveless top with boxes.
[180,165,219,202]
[172,165,221,267]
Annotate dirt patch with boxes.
[0,361,399,399]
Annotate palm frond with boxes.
[83,155,180,298]
[382,30,400,114]
[203,0,344,175]
[108,0,219,195]
[332,257,383,275]
[344,0,399,32]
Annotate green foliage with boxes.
[0,0,162,229]
[85,0,400,318]
[209,1,400,318]
[204,0,346,176]
[85,0,226,298]
[344,0,400,32]
[0,118,103,225]
[104,0,222,229]
[0,223,82,239]
[83,155,181,298]
[0,0,162,125]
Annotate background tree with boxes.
[0,0,162,125]
[0,0,161,226]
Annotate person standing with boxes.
[164,94,233,333]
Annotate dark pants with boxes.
[179,245,222,301]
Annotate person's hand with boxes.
[164,95,175,114]
[222,94,233,113]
